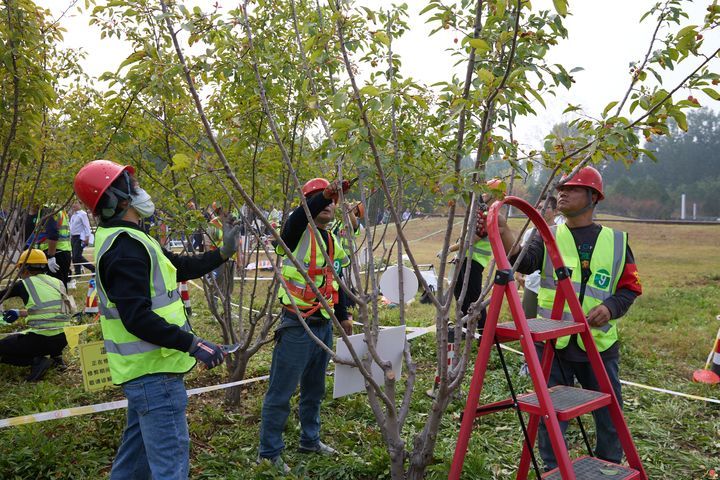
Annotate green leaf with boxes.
[552,0,568,16]
[602,101,618,118]
[477,68,494,85]
[468,38,490,53]
[526,88,546,108]
[670,110,688,131]
[702,87,720,101]
[117,50,146,71]
[359,85,381,97]
[170,153,191,171]
[676,25,698,38]
[333,118,355,130]
[373,31,390,46]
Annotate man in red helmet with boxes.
[73,160,241,480]
[503,166,642,472]
[257,177,352,473]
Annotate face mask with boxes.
[130,188,155,218]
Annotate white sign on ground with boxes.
[379,265,418,304]
[333,326,405,398]
[419,267,438,291]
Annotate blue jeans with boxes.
[537,350,623,471]
[258,318,333,459]
[110,374,190,480]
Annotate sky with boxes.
[37,0,719,150]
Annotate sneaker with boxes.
[67,279,77,290]
[26,357,53,382]
[256,456,291,474]
[52,355,68,371]
[297,441,338,456]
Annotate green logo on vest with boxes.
[594,268,610,289]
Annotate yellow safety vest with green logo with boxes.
[22,274,69,337]
[38,211,71,252]
[94,226,196,385]
[537,224,627,352]
[277,227,349,319]
[470,237,492,268]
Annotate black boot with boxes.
[52,355,68,371]
[26,357,53,382]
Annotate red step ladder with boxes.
[448,196,647,480]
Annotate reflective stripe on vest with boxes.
[277,227,348,319]
[22,275,69,336]
[94,226,196,384]
[470,238,492,268]
[537,224,626,352]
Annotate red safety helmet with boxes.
[73,160,135,214]
[559,166,604,201]
[302,178,330,197]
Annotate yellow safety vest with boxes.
[94,226,196,385]
[537,224,627,352]
[22,274,69,337]
[38,211,71,252]
[277,227,348,319]
[469,237,492,268]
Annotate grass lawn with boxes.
[0,216,718,479]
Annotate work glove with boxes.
[2,310,20,324]
[47,256,59,273]
[436,249,444,259]
[81,240,87,248]
[219,225,242,260]
[189,336,225,369]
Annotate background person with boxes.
[74,160,241,480]
[0,249,71,381]
[442,178,505,329]
[28,205,73,289]
[69,202,95,276]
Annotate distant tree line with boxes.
[601,108,720,219]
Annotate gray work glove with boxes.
[219,225,242,260]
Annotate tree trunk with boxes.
[224,353,249,406]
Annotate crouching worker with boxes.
[73,160,241,480]
[0,249,71,381]
[258,178,352,473]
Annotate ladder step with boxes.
[543,456,640,479]
[495,318,585,342]
[517,386,611,421]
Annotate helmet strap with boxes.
[564,189,596,218]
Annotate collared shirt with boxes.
[70,210,92,239]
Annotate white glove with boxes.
[47,256,59,273]
[436,249,444,259]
